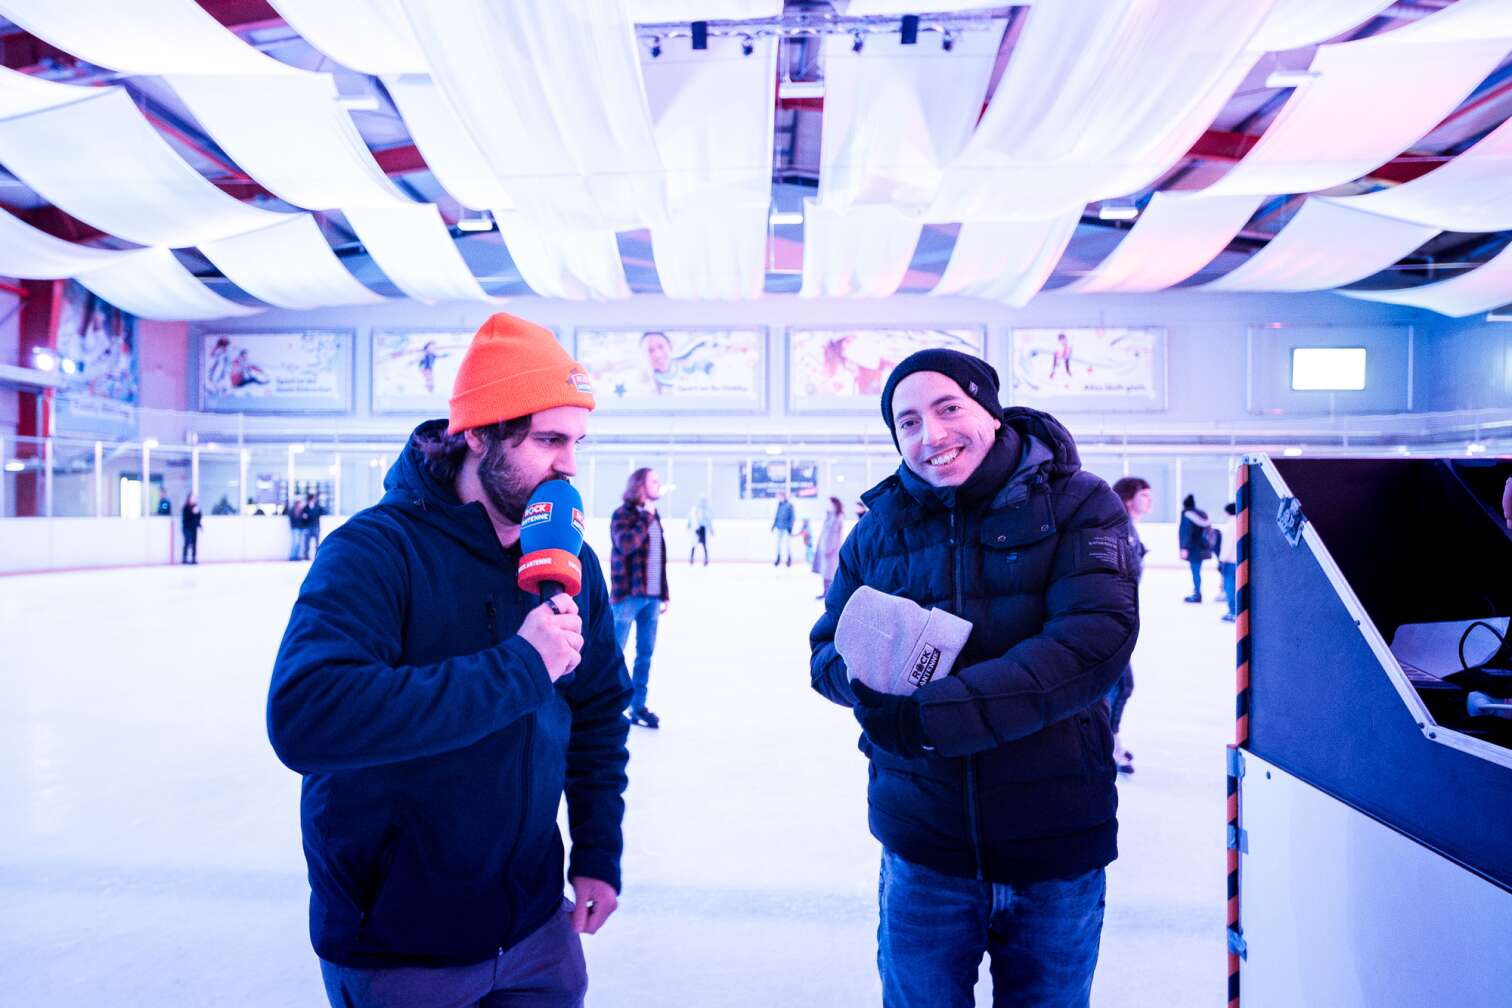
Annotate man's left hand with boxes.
[851,680,930,759]
[659,600,669,615]
[569,876,618,935]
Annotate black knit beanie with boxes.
[880,348,1003,450]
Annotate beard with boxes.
[478,438,541,525]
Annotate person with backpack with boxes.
[1177,494,1213,603]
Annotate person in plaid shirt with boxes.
[610,467,670,728]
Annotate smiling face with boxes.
[643,332,673,373]
[891,370,1001,488]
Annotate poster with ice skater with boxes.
[199,330,352,412]
[573,328,765,412]
[371,330,472,413]
[51,280,140,435]
[787,327,984,413]
[1009,327,1165,410]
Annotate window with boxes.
[1291,347,1367,391]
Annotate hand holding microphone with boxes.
[516,479,589,681]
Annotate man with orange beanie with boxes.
[269,312,631,1008]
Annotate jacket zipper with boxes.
[949,509,985,882]
[488,592,534,951]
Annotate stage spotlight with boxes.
[851,31,864,53]
[900,14,919,45]
[691,21,708,50]
[649,35,662,58]
[942,30,955,51]
[740,34,754,56]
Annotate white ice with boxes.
[1,558,1237,1007]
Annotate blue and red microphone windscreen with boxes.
[517,479,587,595]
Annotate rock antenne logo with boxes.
[521,501,552,529]
[568,368,593,394]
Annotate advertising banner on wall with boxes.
[1009,327,1164,409]
[52,280,139,436]
[200,331,352,412]
[371,330,472,414]
[574,328,765,412]
[740,459,819,499]
[787,327,984,413]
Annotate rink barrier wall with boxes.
[3,517,1194,576]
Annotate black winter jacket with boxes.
[268,421,631,968]
[810,408,1139,884]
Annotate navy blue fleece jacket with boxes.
[268,420,631,968]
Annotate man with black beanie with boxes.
[809,348,1139,1008]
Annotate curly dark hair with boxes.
[414,417,531,485]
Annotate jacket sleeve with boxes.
[808,529,865,707]
[562,553,633,891]
[609,506,650,555]
[916,483,1140,757]
[267,522,555,774]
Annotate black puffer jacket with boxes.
[810,407,1139,884]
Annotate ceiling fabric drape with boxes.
[1342,243,1512,317]
[198,216,386,310]
[75,248,263,321]
[1064,193,1264,294]
[930,214,1082,306]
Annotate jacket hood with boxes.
[378,419,509,563]
[1000,406,1081,473]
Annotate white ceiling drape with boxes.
[799,201,921,299]
[0,208,128,278]
[268,0,428,74]
[1343,243,1512,317]
[344,206,495,304]
[199,215,385,310]
[0,0,297,75]
[399,0,666,233]
[496,218,632,301]
[75,248,263,321]
[645,34,776,299]
[927,0,1277,223]
[1202,0,1512,198]
[931,214,1081,305]
[1203,199,1436,292]
[1065,193,1264,294]
[1324,115,1512,232]
[0,86,287,247]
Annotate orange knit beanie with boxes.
[447,312,595,434]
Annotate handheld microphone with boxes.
[517,479,587,601]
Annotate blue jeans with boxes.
[878,850,1105,1008]
[612,595,660,711]
[1220,561,1237,618]
[1187,556,1204,597]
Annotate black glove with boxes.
[851,680,931,759]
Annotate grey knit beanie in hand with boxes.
[835,586,973,695]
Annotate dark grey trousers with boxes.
[320,900,587,1008]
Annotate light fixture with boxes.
[1097,202,1139,221]
[900,14,919,45]
[4,460,24,473]
[457,210,494,233]
[204,442,220,451]
[1283,446,1304,457]
[764,445,783,456]
[777,79,824,99]
[769,210,804,226]
[1265,69,1320,89]
[649,35,662,58]
[691,21,708,51]
[1485,311,1512,322]
[288,444,305,455]
[941,30,955,52]
[851,31,864,53]
[59,357,80,375]
[31,347,56,371]
[1467,442,1488,454]
[143,438,159,449]
[369,458,381,469]
[336,94,382,112]
[739,33,754,56]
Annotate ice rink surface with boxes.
[2,556,1237,1007]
